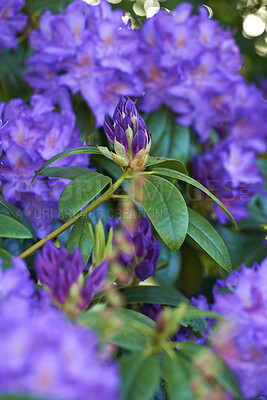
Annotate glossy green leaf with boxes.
[139,175,188,251]
[41,166,92,180]
[58,172,111,221]
[120,286,188,306]
[0,215,33,239]
[66,216,92,265]
[0,197,36,240]
[146,157,188,176]
[0,248,13,269]
[120,353,160,400]
[164,354,193,400]
[152,168,237,228]
[31,146,101,186]
[144,107,191,163]
[187,209,232,273]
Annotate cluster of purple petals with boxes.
[192,138,265,224]
[35,241,108,310]
[0,94,88,237]
[26,0,143,127]
[211,257,267,399]
[25,0,267,223]
[107,216,160,281]
[0,0,28,51]
[0,257,120,400]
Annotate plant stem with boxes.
[19,171,129,259]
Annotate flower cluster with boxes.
[211,257,267,399]
[108,215,160,281]
[0,0,28,51]
[0,257,120,400]
[35,241,108,317]
[99,96,151,171]
[24,0,267,224]
[0,94,88,236]
[26,0,143,127]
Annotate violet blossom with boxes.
[0,0,28,51]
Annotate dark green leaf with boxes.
[58,172,111,221]
[164,354,193,400]
[31,146,101,186]
[155,246,181,289]
[0,248,13,269]
[41,166,92,180]
[120,353,160,400]
[187,209,232,273]
[66,216,92,265]
[146,157,188,176]
[0,197,36,240]
[0,215,33,239]
[120,286,188,306]
[151,168,237,228]
[139,175,188,251]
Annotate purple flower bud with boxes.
[136,217,152,240]
[114,124,127,151]
[100,96,151,170]
[90,260,108,294]
[132,129,147,157]
[103,115,114,144]
[119,253,134,267]
[35,242,83,304]
[106,216,121,232]
[135,260,155,281]
[133,233,147,258]
[146,241,161,268]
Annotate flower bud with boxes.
[98,96,151,171]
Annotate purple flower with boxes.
[108,216,160,282]
[211,257,267,399]
[98,97,151,171]
[0,0,28,50]
[0,94,88,236]
[0,261,119,399]
[26,0,143,127]
[35,242,108,315]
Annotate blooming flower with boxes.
[35,241,108,315]
[211,257,267,399]
[98,96,151,171]
[26,0,143,126]
[0,0,28,50]
[0,94,88,236]
[0,257,120,400]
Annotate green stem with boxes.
[19,171,129,259]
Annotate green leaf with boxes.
[58,172,111,221]
[155,246,181,289]
[164,354,193,400]
[79,308,154,351]
[120,353,160,400]
[120,286,188,306]
[144,107,191,163]
[0,215,33,239]
[146,157,188,176]
[31,146,101,186]
[0,248,13,269]
[0,197,36,240]
[0,395,43,400]
[138,175,188,251]
[66,216,92,265]
[41,166,92,180]
[187,209,232,273]
[151,168,237,228]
